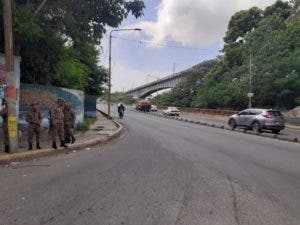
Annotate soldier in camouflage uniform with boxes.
[26,102,42,150]
[50,98,67,149]
[63,102,76,144]
[0,98,9,153]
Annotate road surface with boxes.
[0,110,300,225]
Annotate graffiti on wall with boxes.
[0,54,21,124]
[19,83,85,128]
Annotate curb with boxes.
[286,124,300,130]
[0,109,123,164]
[131,109,300,145]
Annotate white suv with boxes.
[163,107,180,116]
[228,108,285,134]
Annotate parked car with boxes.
[228,108,285,134]
[150,105,158,112]
[163,107,180,116]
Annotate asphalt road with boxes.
[1,110,300,225]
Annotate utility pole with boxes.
[108,31,112,119]
[173,63,176,76]
[3,0,18,152]
[248,50,253,109]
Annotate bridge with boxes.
[125,71,190,99]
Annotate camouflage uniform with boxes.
[50,102,67,148]
[25,108,41,150]
[63,105,76,143]
[0,107,9,152]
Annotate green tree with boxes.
[153,60,217,107]
[194,0,299,110]
[0,0,145,96]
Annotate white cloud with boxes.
[132,0,279,47]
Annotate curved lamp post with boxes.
[108,28,141,118]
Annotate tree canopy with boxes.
[0,0,145,96]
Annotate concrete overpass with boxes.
[125,71,189,99]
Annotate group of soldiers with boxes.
[48,98,76,149]
[1,97,76,152]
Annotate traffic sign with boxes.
[247,93,254,98]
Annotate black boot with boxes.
[71,137,75,144]
[52,142,57,149]
[29,143,33,151]
[64,137,70,144]
[60,141,68,148]
[37,142,41,149]
[4,145,9,153]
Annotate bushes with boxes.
[75,118,96,132]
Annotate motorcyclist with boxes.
[117,103,125,119]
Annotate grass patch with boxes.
[75,118,96,132]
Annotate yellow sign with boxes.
[8,116,17,138]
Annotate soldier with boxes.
[0,98,9,153]
[63,102,76,144]
[25,102,42,150]
[50,98,67,149]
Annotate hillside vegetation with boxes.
[154,0,300,110]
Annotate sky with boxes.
[99,0,279,92]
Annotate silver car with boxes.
[228,108,285,134]
[163,107,180,116]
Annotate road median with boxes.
[131,109,300,145]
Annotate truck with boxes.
[136,99,151,112]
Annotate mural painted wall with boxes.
[1,53,96,148]
[19,83,85,129]
[0,54,21,123]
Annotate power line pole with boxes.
[108,31,112,119]
[173,63,175,76]
[248,50,253,109]
[3,0,18,152]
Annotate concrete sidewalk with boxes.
[0,111,122,163]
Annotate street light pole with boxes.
[107,28,141,119]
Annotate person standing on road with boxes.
[0,98,9,153]
[26,102,42,150]
[50,98,67,149]
[63,102,76,144]
[117,103,125,119]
